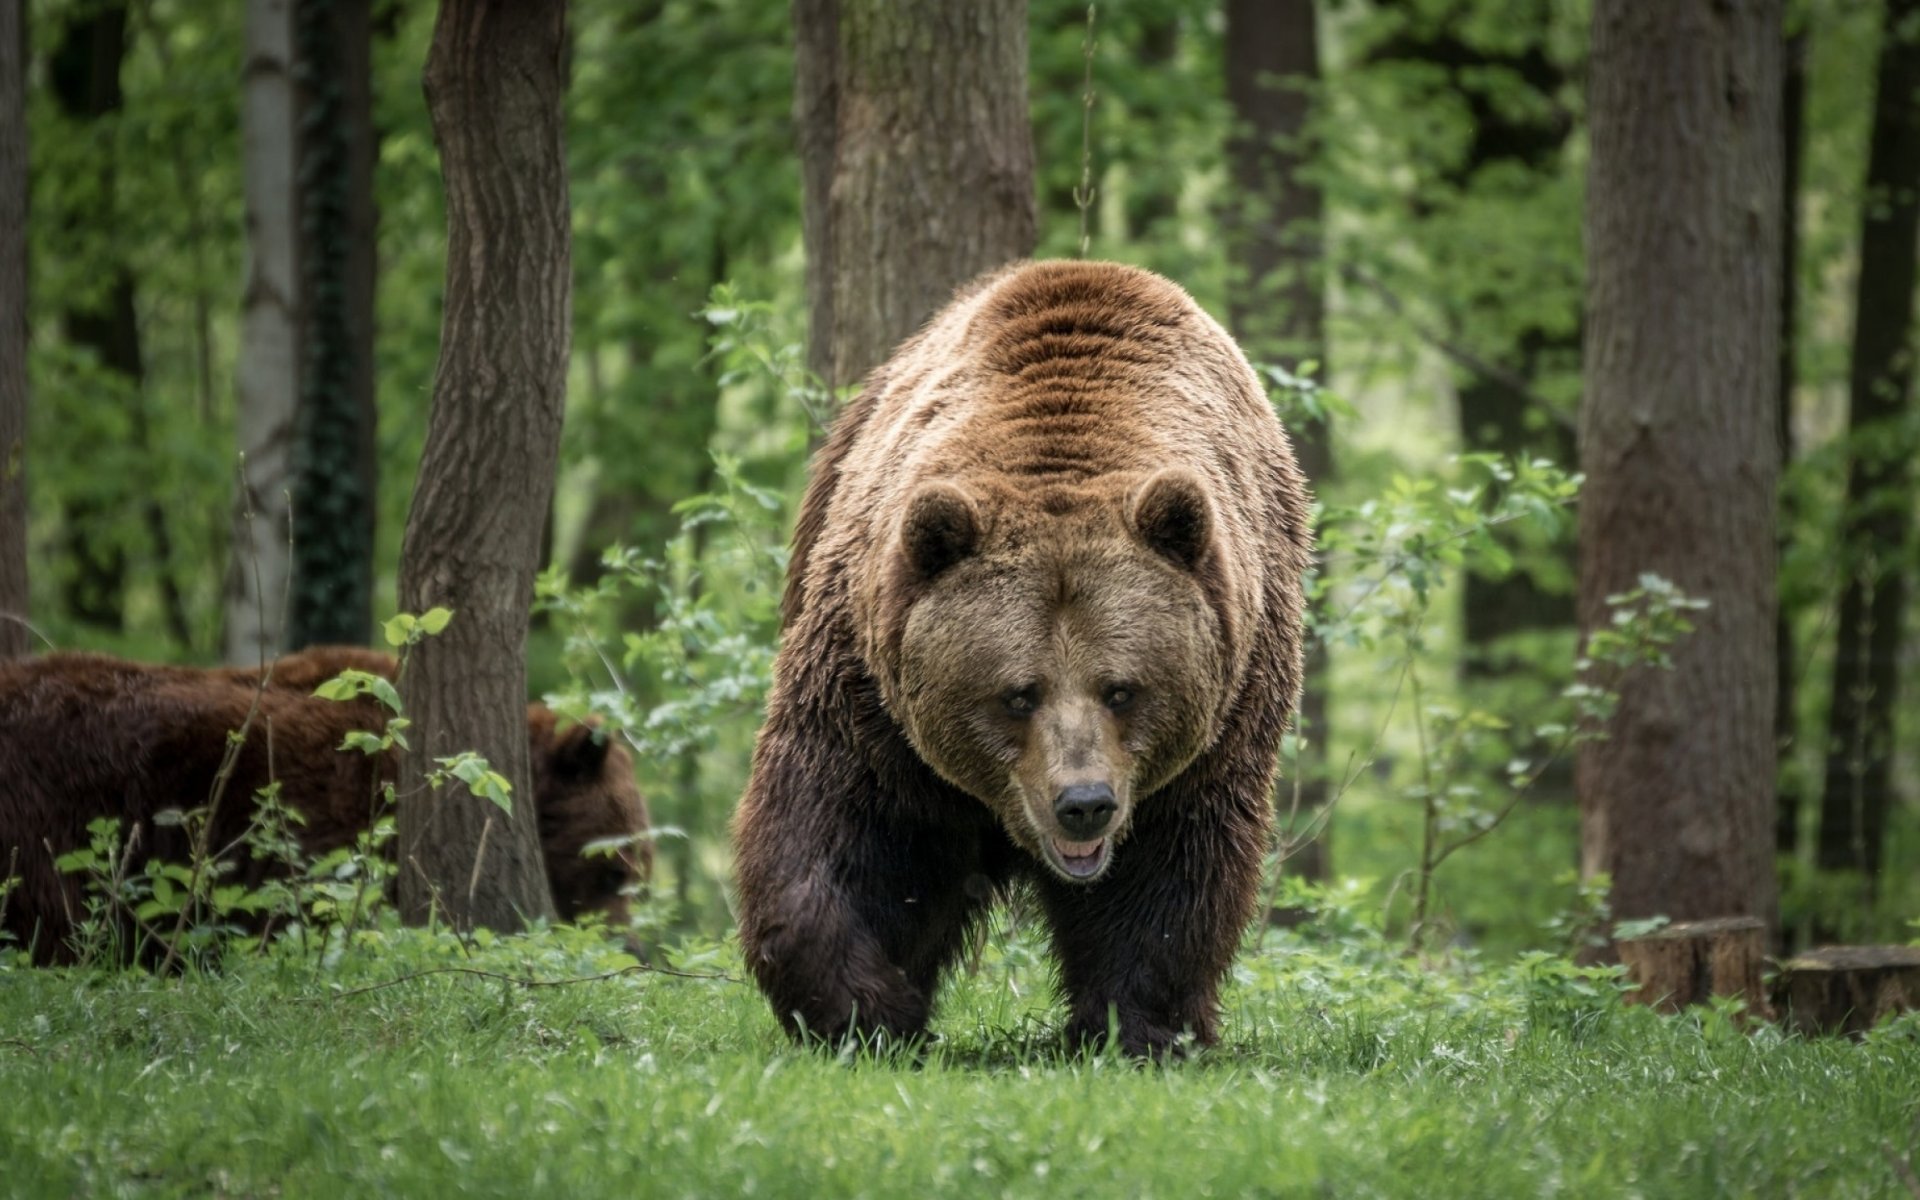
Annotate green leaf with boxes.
[437,753,514,815]
[340,730,387,755]
[418,607,454,635]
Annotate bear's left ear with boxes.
[900,482,981,581]
[1130,469,1214,571]
[552,721,612,782]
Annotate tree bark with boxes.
[290,0,378,650]
[1815,0,1920,922]
[1223,0,1331,884]
[792,0,1036,391]
[0,1,27,660]
[397,0,569,932]
[226,0,301,666]
[1579,0,1781,934]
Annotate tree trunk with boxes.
[1223,0,1331,884]
[226,0,301,666]
[1815,0,1920,926]
[792,0,1037,390]
[1579,0,1781,934]
[397,0,569,932]
[0,2,27,661]
[290,0,378,651]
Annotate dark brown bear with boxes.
[732,261,1312,1056]
[0,647,650,964]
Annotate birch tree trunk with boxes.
[396,0,569,931]
[793,0,1036,391]
[0,0,27,660]
[1579,0,1781,935]
[226,0,300,666]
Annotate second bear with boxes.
[0,647,649,964]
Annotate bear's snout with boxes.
[1054,782,1116,839]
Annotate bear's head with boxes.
[528,710,653,924]
[881,469,1231,884]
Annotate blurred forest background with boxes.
[5,0,1916,956]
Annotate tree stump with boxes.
[1616,917,1771,1017]
[1773,946,1920,1037]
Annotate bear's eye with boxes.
[1001,686,1040,717]
[1104,685,1137,713]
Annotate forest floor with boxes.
[2,917,1916,1199]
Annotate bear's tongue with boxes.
[1050,836,1107,879]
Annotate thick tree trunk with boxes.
[1223,0,1331,883]
[0,2,27,660]
[397,0,569,932]
[1815,0,1920,921]
[226,0,300,666]
[1579,0,1781,934]
[289,0,378,650]
[792,0,1036,390]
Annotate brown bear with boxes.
[732,260,1313,1056]
[0,647,650,964]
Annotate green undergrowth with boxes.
[2,913,1916,1199]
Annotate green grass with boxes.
[2,920,1916,1199]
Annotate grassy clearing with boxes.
[2,920,1916,1199]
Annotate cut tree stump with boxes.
[1773,945,1920,1037]
[1616,916,1771,1017]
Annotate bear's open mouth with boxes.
[1046,836,1110,881]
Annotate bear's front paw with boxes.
[1063,1007,1204,1061]
[750,923,932,1050]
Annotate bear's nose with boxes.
[1053,783,1116,839]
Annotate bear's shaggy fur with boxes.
[733,261,1312,1055]
[0,647,650,964]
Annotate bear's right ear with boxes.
[900,482,980,581]
[551,721,612,782]
[1130,469,1214,572]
